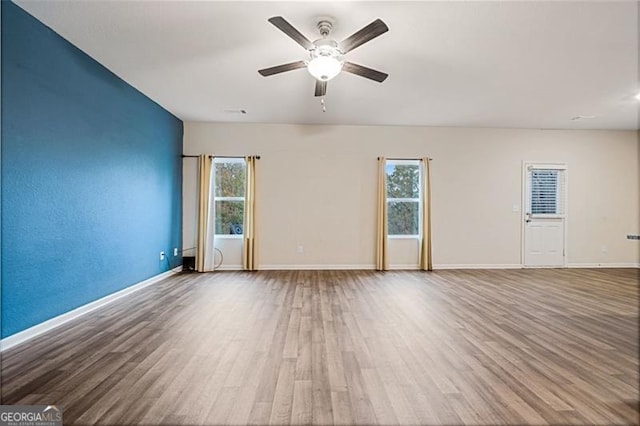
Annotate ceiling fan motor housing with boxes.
[317,20,333,38]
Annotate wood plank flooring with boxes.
[1,268,638,425]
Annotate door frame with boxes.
[521,161,569,268]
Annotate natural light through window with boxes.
[214,158,246,236]
[386,160,422,237]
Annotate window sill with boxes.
[388,235,421,240]
[214,235,244,239]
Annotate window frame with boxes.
[530,169,559,216]
[213,157,247,238]
[385,159,423,239]
[526,163,567,220]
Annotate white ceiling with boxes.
[15,1,640,130]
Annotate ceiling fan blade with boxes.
[258,61,307,77]
[340,19,388,53]
[268,16,314,50]
[342,62,388,83]
[314,80,327,97]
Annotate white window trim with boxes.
[213,158,247,236]
[215,196,244,202]
[527,168,565,217]
[387,198,420,203]
[388,159,420,166]
[527,163,567,171]
[214,234,244,240]
[386,159,422,238]
[214,157,245,164]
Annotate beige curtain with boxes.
[243,156,258,271]
[376,157,389,271]
[196,155,213,272]
[420,157,433,271]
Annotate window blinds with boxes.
[528,168,565,215]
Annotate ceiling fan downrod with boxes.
[317,20,332,38]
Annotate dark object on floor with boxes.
[182,256,195,272]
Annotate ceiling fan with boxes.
[258,16,389,97]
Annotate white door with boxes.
[523,164,567,267]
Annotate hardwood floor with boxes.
[1,269,638,425]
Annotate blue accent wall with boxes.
[1,2,183,338]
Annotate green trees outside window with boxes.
[214,160,246,235]
[386,161,421,236]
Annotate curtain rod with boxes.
[182,155,261,159]
[378,157,433,161]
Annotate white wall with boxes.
[183,123,639,269]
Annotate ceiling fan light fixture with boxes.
[259,16,389,96]
[308,56,343,81]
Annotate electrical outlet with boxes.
[160,251,165,261]
[297,245,304,254]
[601,245,608,254]
[173,248,178,256]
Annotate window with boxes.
[214,158,246,235]
[386,160,421,236]
[529,169,565,215]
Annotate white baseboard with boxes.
[1,266,182,352]
[387,265,421,270]
[260,264,376,271]
[215,263,638,272]
[567,263,640,268]
[434,263,638,270]
[214,265,243,271]
[249,264,525,271]
[433,264,523,270]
